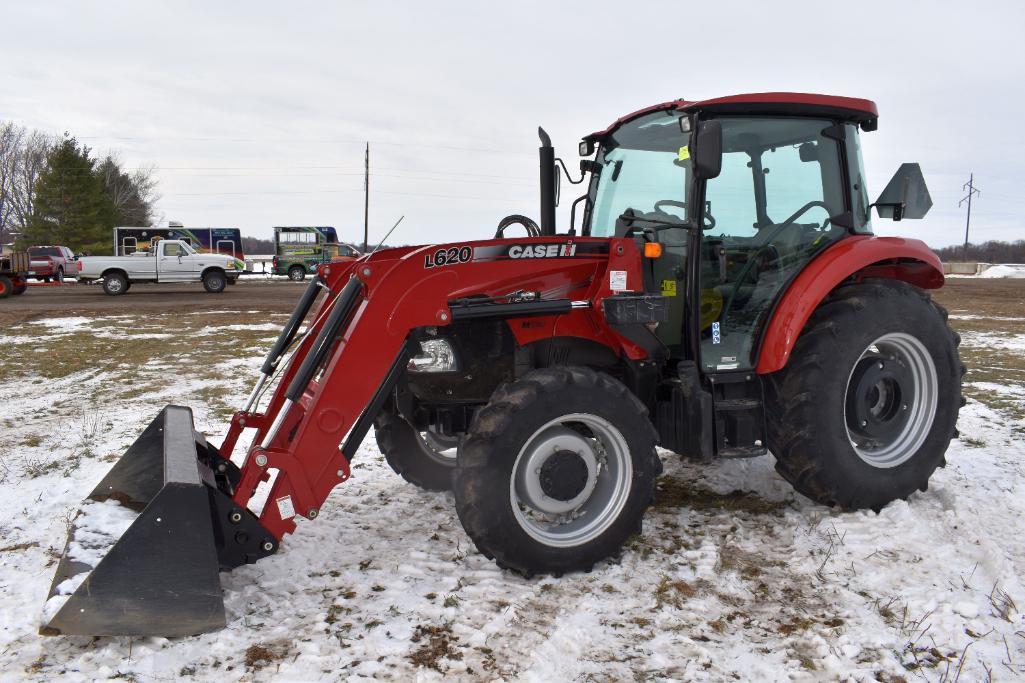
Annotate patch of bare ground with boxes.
[654,478,787,515]
[408,623,462,672]
[244,643,285,671]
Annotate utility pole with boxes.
[959,174,981,261]
[363,143,369,253]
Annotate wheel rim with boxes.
[420,430,458,464]
[844,332,938,468]
[510,413,632,548]
[107,278,123,293]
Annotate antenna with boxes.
[370,216,404,255]
[958,174,981,260]
[363,143,370,253]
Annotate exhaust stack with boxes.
[538,127,556,236]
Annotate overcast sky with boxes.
[1,1,1022,248]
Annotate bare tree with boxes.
[0,122,25,247]
[10,129,53,235]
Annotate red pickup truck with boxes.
[28,246,77,282]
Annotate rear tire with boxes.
[203,270,226,293]
[0,275,11,298]
[12,280,27,295]
[765,279,963,512]
[453,367,662,576]
[54,268,64,283]
[288,266,306,281]
[102,272,128,296]
[374,410,457,491]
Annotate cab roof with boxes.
[587,92,879,140]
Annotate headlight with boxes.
[408,339,458,373]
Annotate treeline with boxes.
[0,122,158,254]
[241,236,275,254]
[933,240,1025,264]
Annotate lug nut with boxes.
[255,453,268,467]
[307,509,319,520]
[262,541,274,552]
[861,420,868,427]
[229,510,243,524]
[878,362,884,369]
[362,267,371,277]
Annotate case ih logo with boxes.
[508,243,577,259]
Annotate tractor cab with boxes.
[579,97,882,372]
[570,94,932,458]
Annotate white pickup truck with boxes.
[76,239,245,295]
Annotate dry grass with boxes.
[654,479,786,515]
[243,644,284,671]
[408,623,462,672]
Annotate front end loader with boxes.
[42,93,962,636]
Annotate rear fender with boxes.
[755,236,943,374]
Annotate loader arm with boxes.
[222,237,648,539]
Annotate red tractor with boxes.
[44,93,961,636]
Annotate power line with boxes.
[959,174,981,259]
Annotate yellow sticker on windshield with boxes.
[677,146,690,161]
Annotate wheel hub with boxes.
[539,450,590,501]
[845,355,913,445]
[514,425,598,515]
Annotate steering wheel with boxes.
[653,200,687,213]
[651,199,718,230]
[495,214,541,238]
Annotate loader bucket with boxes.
[41,405,278,637]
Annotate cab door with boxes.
[698,116,850,373]
[157,242,196,282]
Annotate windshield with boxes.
[586,111,691,237]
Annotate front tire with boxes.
[203,270,227,293]
[102,272,129,296]
[453,367,662,576]
[288,266,306,281]
[374,410,458,491]
[0,275,11,298]
[54,268,64,283]
[765,279,963,512]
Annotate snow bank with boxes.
[980,264,1025,278]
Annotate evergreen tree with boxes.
[19,136,116,254]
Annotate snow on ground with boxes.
[1,311,1024,681]
[980,265,1025,279]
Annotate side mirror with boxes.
[692,119,723,180]
[873,163,932,221]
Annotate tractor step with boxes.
[41,405,277,637]
[709,373,767,458]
